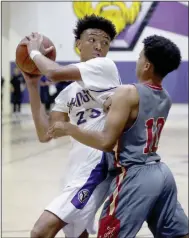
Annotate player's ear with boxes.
[145,62,150,70]
[76,39,81,51]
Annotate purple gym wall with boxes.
[10,61,188,103]
[10,1,188,103]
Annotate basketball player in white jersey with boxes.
[22,15,121,238]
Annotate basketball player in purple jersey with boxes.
[21,15,122,238]
[48,35,189,238]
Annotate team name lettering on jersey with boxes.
[67,90,94,113]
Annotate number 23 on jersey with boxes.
[76,108,101,125]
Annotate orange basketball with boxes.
[16,35,56,75]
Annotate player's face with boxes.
[136,50,151,80]
[77,29,111,61]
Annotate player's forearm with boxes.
[32,55,81,82]
[32,54,62,82]
[65,123,114,152]
[27,83,51,142]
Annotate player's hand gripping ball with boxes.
[16,33,56,75]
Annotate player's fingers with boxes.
[25,36,31,41]
[21,71,30,77]
[30,32,39,40]
[20,71,27,78]
[48,126,57,136]
[32,32,39,40]
[47,128,54,135]
[32,32,38,36]
[47,129,52,135]
[103,97,112,112]
[20,39,28,46]
[52,132,58,139]
[47,132,53,139]
[38,33,43,42]
[48,134,53,139]
[28,34,35,41]
[54,123,64,131]
[44,46,55,55]
[21,71,37,81]
[47,127,52,133]
[32,32,38,35]
[33,32,40,40]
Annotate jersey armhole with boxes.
[123,84,141,134]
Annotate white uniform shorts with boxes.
[45,152,112,237]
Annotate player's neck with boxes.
[139,77,162,87]
[80,57,89,62]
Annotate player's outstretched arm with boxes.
[22,72,69,143]
[48,85,139,151]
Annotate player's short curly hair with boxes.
[73,14,117,41]
[143,35,181,78]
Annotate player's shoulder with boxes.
[88,57,116,68]
[163,88,172,108]
[90,56,114,63]
[117,84,137,94]
[115,84,139,104]
[163,87,171,99]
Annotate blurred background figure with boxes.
[10,67,25,115]
[1,76,5,111]
[40,76,72,113]
[40,76,56,113]
[55,81,72,96]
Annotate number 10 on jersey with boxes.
[143,117,165,154]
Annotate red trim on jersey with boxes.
[144,83,163,90]
[106,141,120,216]
[106,139,127,217]
[98,139,126,238]
[113,169,126,217]
[107,194,114,216]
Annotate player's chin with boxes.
[91,55,102,59]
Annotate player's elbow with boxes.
[38,135,51,143]
[46,67,64,83]
[39,138,48,143]
[101,141,115,152]
[46,69,59,82]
